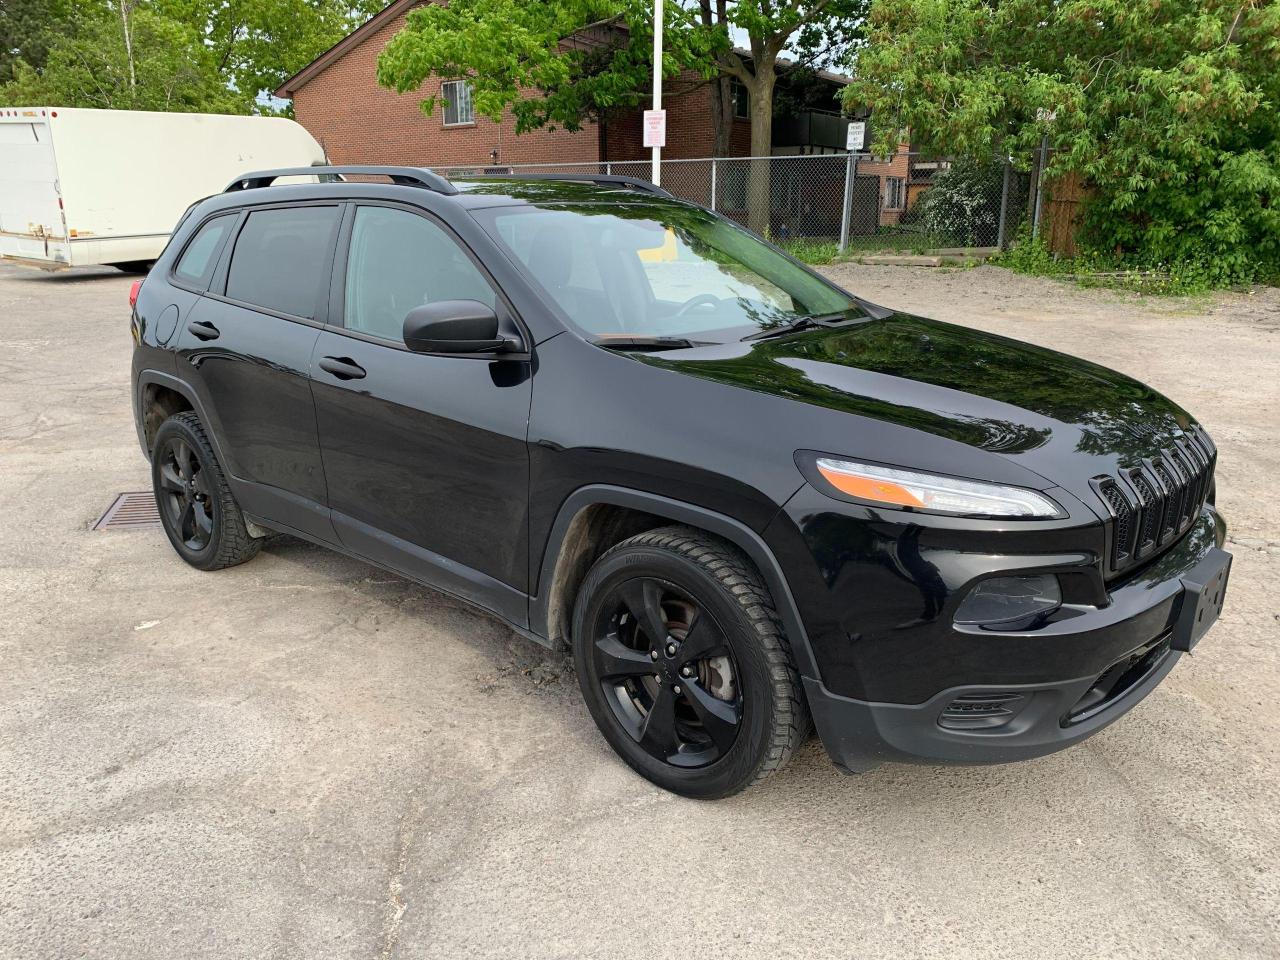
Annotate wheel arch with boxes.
[135,371,228,467]
[532,485,820,680]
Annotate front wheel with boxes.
[572,526,810,798]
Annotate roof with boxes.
[276,0,419,98]
[277,3,852,100]
[450,177,684,207]
[734,48,852,86]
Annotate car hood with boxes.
[634,312,1204,492]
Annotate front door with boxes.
[173,203,341,541]
[310,203,533,624]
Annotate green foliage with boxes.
[995,227,1241,295]
[2,9,241,112]
[376,0,720,133]
[376,0,866,140]
[0,0,384,113]
[0,0,72,84]
[779,239,841,265]
[912,159,1004,247]
[844,0,1280,288]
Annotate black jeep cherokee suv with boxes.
[130,166,1232,798]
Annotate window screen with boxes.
[174,215,233,287]
[441,80,475,125]
[225,206,339,318]
[344,206,495,341]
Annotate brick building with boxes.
[275,0,848,168]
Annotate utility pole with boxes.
[651,0,663,185]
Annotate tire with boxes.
[151,412,261,571]
[572,525,810,799]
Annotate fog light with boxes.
[955,575,1061,630]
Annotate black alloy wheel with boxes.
[573,526,810,798]
[150,412,261,571]
[591,576,742,768]
[157,435,215,551]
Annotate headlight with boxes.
[812,457,1064,519]
[954,575,1062,629]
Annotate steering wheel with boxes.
[673,293,722,317]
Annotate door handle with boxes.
[187,320,220,341]
[319,356,367,381]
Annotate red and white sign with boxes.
[643,109,667,148]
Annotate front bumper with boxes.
[803,509,1227,772]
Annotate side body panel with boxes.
[310,333,533,623]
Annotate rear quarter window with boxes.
[225,206,340,318]
[173,215,234,288]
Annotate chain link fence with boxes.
[436,153,1031,254]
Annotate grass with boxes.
[989,228,1280,296]
[778,228,972,265]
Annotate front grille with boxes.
[1090,426,1216,579]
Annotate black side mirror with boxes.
[402,300,520,355]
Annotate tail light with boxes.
[128,279,143,307]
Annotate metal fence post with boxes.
[996,158,1011,250]
[605,161,612,175]
[710,158,717,211]
[1032,137,1048,238]
[838,151,856,253]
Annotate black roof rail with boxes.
[224,165,458,196]
[460,172,672,198]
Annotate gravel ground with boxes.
[0,261,1277,960]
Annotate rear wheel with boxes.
[572,526,809,798]
[151,412,260,571]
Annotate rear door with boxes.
[309,201,533,624]
[0,114,66,266]
[173,202,341,541]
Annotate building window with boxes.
[884,176,905,211]
[441,80,474,126]
[730,79,749,120]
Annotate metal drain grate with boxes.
[94,492,161,531]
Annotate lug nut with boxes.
[649,650,659,660]
[680,665,694,677]
[673,685,682,694]
[665,642,677,656]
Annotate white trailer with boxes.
[0,107,326,271]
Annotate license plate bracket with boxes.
[1172,547,1232,652]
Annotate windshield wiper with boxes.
[742,311,862,342]
[592,335,707,351]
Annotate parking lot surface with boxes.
[1,261,1278,959]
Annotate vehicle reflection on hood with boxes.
[632,312,1197,465]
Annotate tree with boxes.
[0,0,72,84]
[843,0,1280,286]
[1,6,243,112]
[0,0,385,112]
[376,0,868,231]
[154,0,386,109]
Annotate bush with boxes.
[913,160,1004,247]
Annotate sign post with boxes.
[838,122,866,253]
[649,0,663,185]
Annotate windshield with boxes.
[472,201,859,343]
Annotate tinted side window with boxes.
[173,215,234,287]
[226,206,339,318]
[344,206,496,341]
